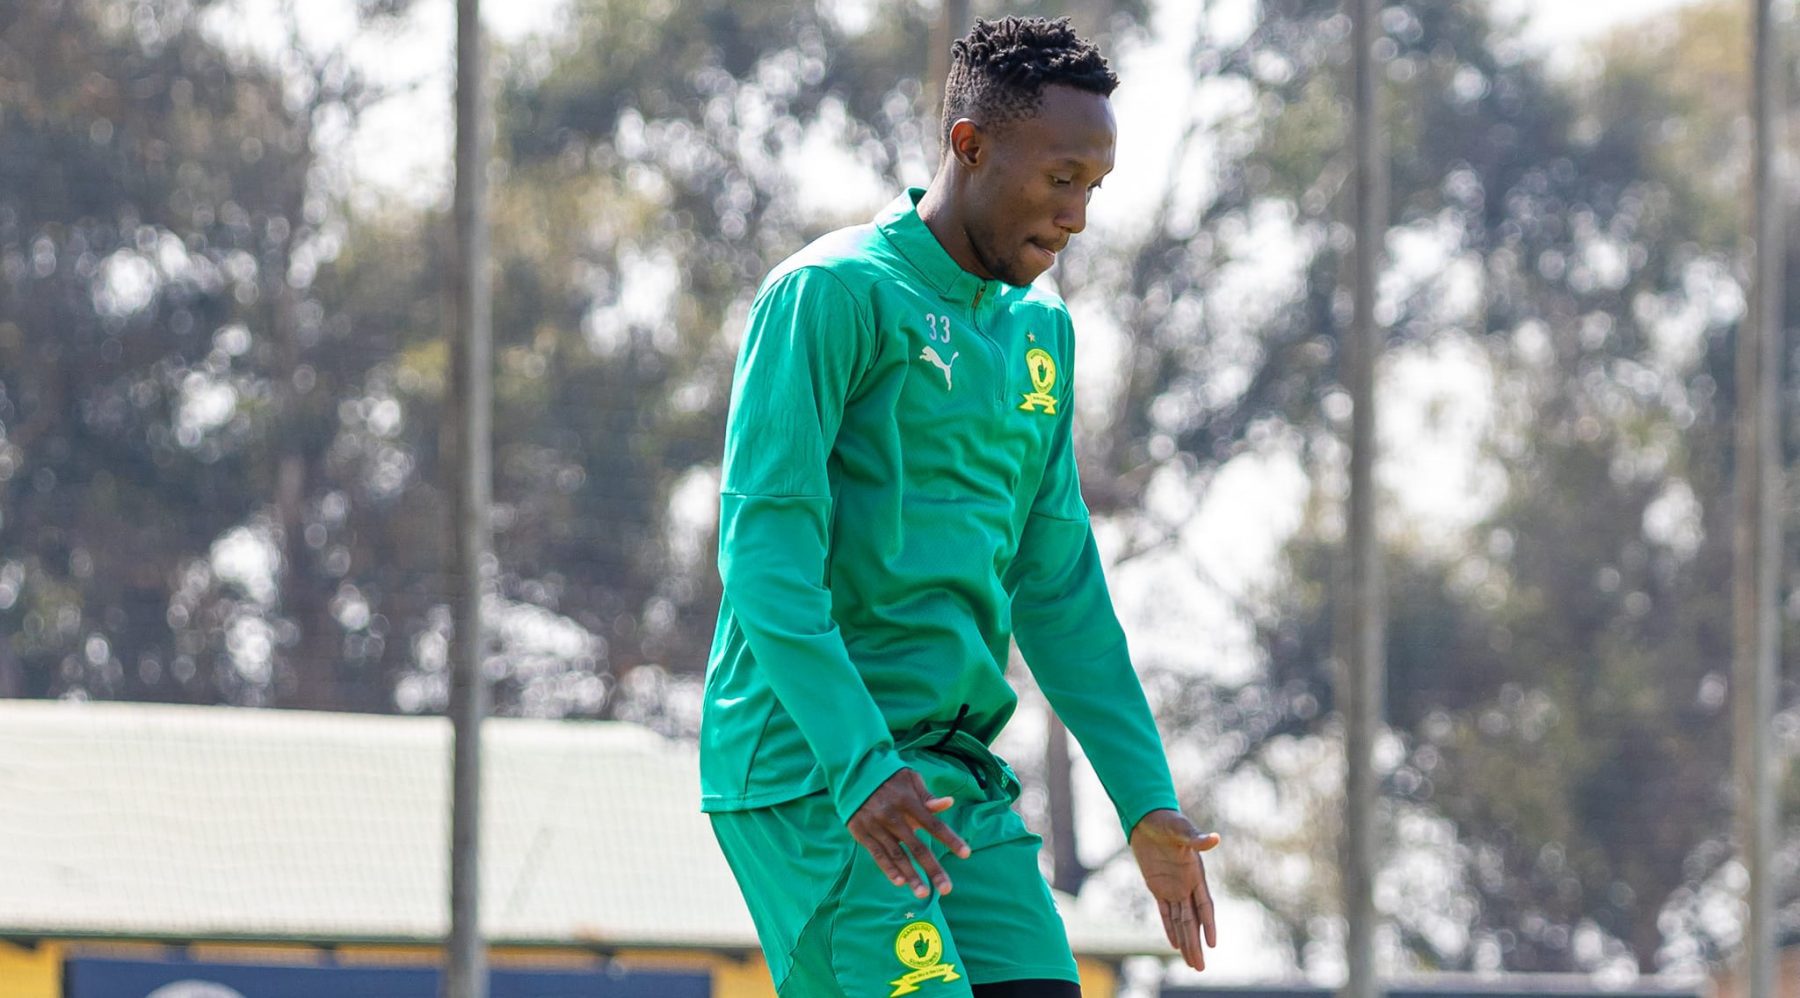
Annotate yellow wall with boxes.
[45,940,777,996]
[0,940,59,998]
[1712,945,1800,998]
[186,942,323,965]
[1076,956,1118,997]
[16,938,1117,998]
[612,947,778,998]
[617,946,1118,997]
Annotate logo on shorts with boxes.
[1017,347,1057,415]
[889,920,960,996]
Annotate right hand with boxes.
[846,768,972,899]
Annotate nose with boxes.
[1056,189,1087,235]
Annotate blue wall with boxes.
[1152,979,1699,987]
[65,956,710,998]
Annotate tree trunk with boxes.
[1045,711,1088,896]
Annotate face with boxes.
[952,84,1117,286]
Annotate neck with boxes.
[917,172,995,281]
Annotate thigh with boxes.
[714,792,978,998]
[711,794,861,995]
[934,802,1080,988]
[713,745,1077,997]
[826,838,976,998]
[817,745,1061,998]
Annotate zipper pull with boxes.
[973,284,984,309]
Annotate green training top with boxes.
[701,188,1179,834]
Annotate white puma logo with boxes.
[920,345,959,390]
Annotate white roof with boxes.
[0,700,1164,957]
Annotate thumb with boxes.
[905,770,953,813]
[1189,831,1222,852]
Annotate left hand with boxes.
[1128,808,1220,971]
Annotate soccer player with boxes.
[702,15,1219,997]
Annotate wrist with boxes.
[1128,807,1181,842]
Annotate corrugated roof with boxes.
[0,700,1165,958]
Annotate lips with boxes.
[1027,240,1060,267]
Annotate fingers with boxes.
[859,820,955,899]
[898,772,969,858]
[1161,876,1217,971]
[914,809,972,859]
[860,810,943,897]
[1188,849,1218,952]
[847,772,970,899]
[855,823,928,897]
[1170,896,1204,970]
[896,824,954,897]
[1196,878,1217,950]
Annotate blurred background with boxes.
[1,0,1798,995]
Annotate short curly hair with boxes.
[940,16,1119,149]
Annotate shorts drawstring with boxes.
[931,703,972,749]
[931,703,990,790]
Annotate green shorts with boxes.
[709,729,1080,997]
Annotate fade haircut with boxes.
[940,16,1119,150]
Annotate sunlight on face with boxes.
[964,84,1116,286]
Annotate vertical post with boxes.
[1341,0,1385,995]
[1735,3,1782,997]
[1045,712,1087,896]
[924,0,970,164]
[446,0,493,995]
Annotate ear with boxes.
[946,118,984,169]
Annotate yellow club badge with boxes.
[1018,347,1058,415]
[889,921,960,996]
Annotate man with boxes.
[702,16,1218,997]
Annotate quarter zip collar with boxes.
[875,187,1004,307]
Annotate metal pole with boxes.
[1341,0,1385,994]
[925,0,970,164]
[446,0,492,994]
[1045,712,1087,896]
[1734,3,1781,996]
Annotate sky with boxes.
[212,0,1715,206]
[1498,0,1706,48]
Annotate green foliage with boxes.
[1194,0,1795,976]
[1,0,320,702]
[6,0,1794,979]
[0,0,1162,720]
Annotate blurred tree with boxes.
[389,0,1157,727]
[7,0,1790,978]
[0,0,1159,722]
[0,0,409,708]
[1105,0,1797,976]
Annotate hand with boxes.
[1129,808,1220,971]
[846,768,972,899]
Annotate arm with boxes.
[719,267,968,896]
[1006,337,1220,969]
[717,265,900,822]
[1006,402,1179,835]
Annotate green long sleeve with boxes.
[711,267,904,822]
[702,188,1182,834]
[1006,377,1180,837]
